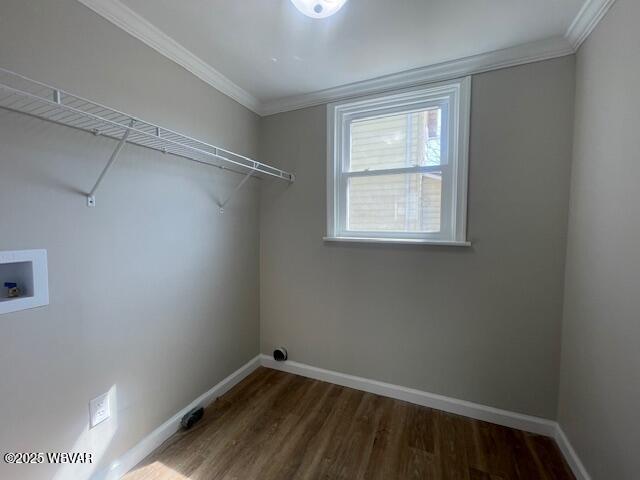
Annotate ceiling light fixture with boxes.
[290,0,348,19]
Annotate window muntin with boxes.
[327,78,470,244]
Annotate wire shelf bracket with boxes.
[86,118,135,207]
[217,170,254,214]
[0,67,295,210]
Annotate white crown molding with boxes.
[76,0,614,117]
[262,0,617,115]
[260,37,575,116]
[75,0,262,114]
[566,0,616,50]
[91,355,261,480]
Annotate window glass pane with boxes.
[349,108,442,172]
[347,173,442,233]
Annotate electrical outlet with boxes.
[89,392,111,428]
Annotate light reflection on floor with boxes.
[124,461,190,480]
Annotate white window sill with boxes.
[323,236,472,247]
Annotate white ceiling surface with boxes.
[120,0,585,104]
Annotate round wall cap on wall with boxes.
[273,347,288,362]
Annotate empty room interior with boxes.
[1,0,638,479]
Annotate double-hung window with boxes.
[326,78,471,245]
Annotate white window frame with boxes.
[325,77,471,246]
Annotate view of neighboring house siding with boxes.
[349,109,442,232]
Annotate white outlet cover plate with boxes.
[89,392,111,428]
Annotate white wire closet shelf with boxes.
[0,67,294,207]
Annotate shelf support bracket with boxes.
[87,119,135,207]
[217,169,254,214]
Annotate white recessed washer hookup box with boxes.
[0,250,49,315]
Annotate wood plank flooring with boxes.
[124,367,575,480]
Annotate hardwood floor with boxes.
[124,367,575,480]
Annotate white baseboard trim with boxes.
[261,355,593,479]
[91,355,261,480]
[260,355,556,437]
[91,354,590,480]
[554,425,592,480]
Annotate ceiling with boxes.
[78,0,613,114]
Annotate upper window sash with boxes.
[341,100,450,170]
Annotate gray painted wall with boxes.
[8,0,631,477]
[558,0,640,478]
[260,57,576,419]
[0,1,260,479]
